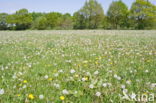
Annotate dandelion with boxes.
[12,75,17,79]
[23,85,27,89]
[17,94,21,97]
[70,69,75,74]
[74,91,78,94]
[102,83,107,87]
[130,93,136,99]
[82,77,88,81]
[95,92,101,97]
[121,85,125,89]
[145,70,149,73]
[0,89,4,95]
[123,89,128,93]
[23,80,28,83]
[89,84,94,89]
[62,89,69,95]
[58,69,63,73]
[60,96,65,100]
[39,94,44,99]
[54,83,60,88]
[74,74,79,77]
[151,83,156,88]
[48,78,52,81]
[126,80,131,85]
[94,71,99,75]
[83,60,88,64]
[54,73,58,77]
[44,75,48,79]
[28,94,34,99]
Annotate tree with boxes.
[107,0,129,29]
[0,13,8,30]
[74,0,104,29]
[31,12,45,21]
[73,11,87,29]
[130,0,156,29]
[6,9,33,30]
[32,16,48,30]
[59,13,73,29]
[45,12,62,29]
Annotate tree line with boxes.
[0,0,155,30]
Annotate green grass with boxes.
[0,30,156,103]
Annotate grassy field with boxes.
[0,30,156,103]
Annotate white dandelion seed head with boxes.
[0,89,4,95]
[123,89,128,93]
[54,73,58,77]
[39,94,44,99]
[70,69,75,74]
[102,83,107,87]
[145,70,149,73]
[95,92,101,97]
[54,83,60,88]
[94,71,99,75]
[89,84,94,89]
[126,80,131,85]
[44,75,48,79]
[62,89,69,95]
[121,85,125,89]
[23,85,27,89]
[58,69,63,73]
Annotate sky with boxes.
[0,0,155,14]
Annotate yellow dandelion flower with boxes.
[48,78,52,81]
[60,96,65,100]
[84,77,88,81]
[95,61,98,65]
[75,74,79,77]
[28,94,34,99]
[83,60,88,64]
[16,94,21,97]
[23,80,28,83]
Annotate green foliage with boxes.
[73,11,87,29]
[0,0,155,30]
[74,0,104,29]
[130,0,156,29]
[0,13,8,30]
[32,16,48,30]
[6,9,33,30]
[59,13,73,29]
[31,12,45,21]
[107,0,129,29]
[45,12,62,29]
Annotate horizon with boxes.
[0,0,156,15]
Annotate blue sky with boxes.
[0,0,155,14]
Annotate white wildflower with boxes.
[44,75,48,79]
[95,92,101,97]
[121,85,126,89]
[0,89,4,95]
[102,83,107,87]
[70,69,75,74]
[62,89,69,95]
[89,84,94,89]
[39,94,44,99]
[94,71,99,75]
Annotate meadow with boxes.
[0,30,156,103]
